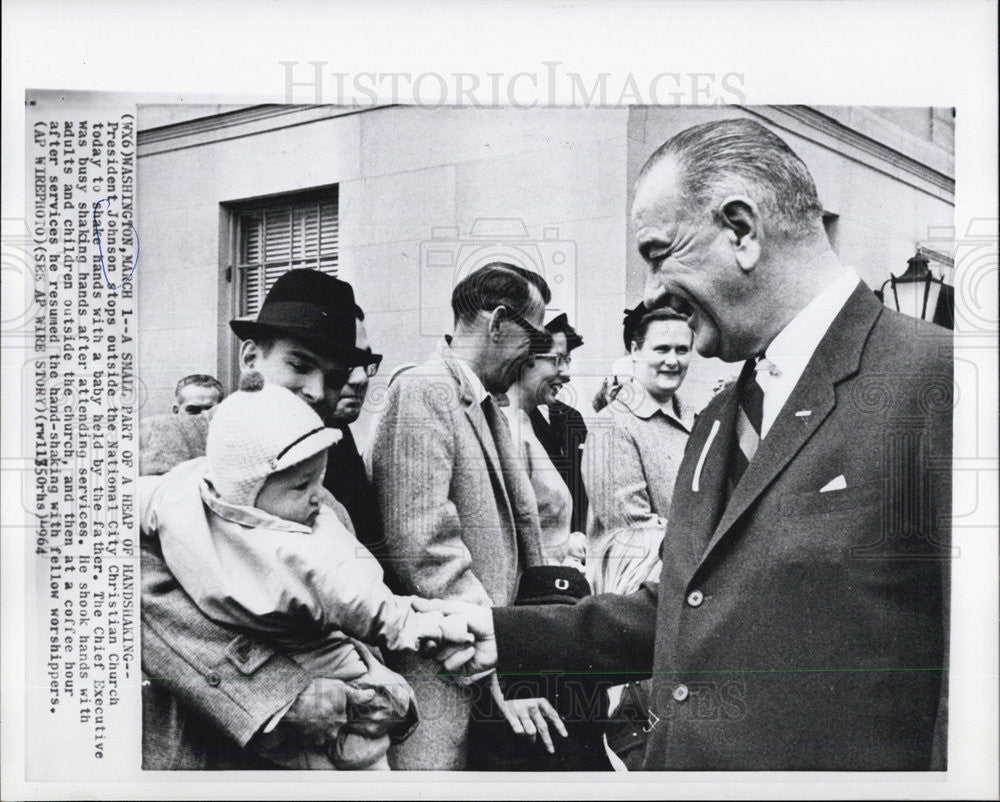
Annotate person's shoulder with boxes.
[552,399,586,425]
[593,396,640,432]
[861,308,953,387]
[140,412,182,442]
[140,412,210,475]
[593,399,622,422]
[384,354,466,411]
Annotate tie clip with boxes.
[755,358,780,377]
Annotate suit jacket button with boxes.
[206,673,222,687]
[672,684,689,702]
[687,590,704,607]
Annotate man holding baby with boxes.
[140,270,422,769]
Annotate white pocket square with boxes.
[819,475,847,493]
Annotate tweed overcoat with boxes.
[368,339,544,769]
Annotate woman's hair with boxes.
[631,308,691,350]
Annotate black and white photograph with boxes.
[2,1,997,799]
[133,103,957,773]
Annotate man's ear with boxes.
[239,339,259,369]
[717,196,762,272]
[487,307,506,341]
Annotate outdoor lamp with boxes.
[875,251,954,329]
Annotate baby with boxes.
[140,373,467,770]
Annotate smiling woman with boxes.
[584,307,695,596]
[629,310,693,404]
[582,306,696,768]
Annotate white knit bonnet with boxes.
[205,372,341,507]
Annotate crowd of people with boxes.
[139,118,950,772]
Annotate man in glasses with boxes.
[319,306,392,565]
[141,269,415,769]
[368,261,552,769]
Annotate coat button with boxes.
[672,684,689,702]
[687,590,704,607]
[206,673,222,687]
[235,644,251,662]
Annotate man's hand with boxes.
[490,675,567,754]
[410,597,497,674]
[282,677,375,746]
[346,642,417,738]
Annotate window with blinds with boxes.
[235,194,339,317]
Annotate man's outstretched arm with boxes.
[417,584,659,686]
[494,586,658,684]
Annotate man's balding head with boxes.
[633,119,839,362]
[640,118,826,241]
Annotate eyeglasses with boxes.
[533,353,572,369]
[362,353,383,378]
[501,308,553,355]
[327,353,382,388]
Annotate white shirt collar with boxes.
[757,267,861,437]
[614,376,695,432]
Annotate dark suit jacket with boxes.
[528,401,590,533]
[324,426,403,590]
[495,285,951,770]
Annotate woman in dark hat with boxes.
[506,312,587,568]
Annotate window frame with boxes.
[218,185,339,388]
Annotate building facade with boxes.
[136,104,954,441]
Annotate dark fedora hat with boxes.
[230,269,374,367]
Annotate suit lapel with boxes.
[700,285,883,564]
[669,387,738,568]
[436,345,520,549]
[463,400,508,506]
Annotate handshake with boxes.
[412,597,498,674]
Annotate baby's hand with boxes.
[438,612,474,646]
[414,609,472,657]
[566,531,588,565]
[413,610,445,654]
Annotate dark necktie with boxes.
[727,357,764,496]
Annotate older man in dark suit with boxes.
[429,119,952,771]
